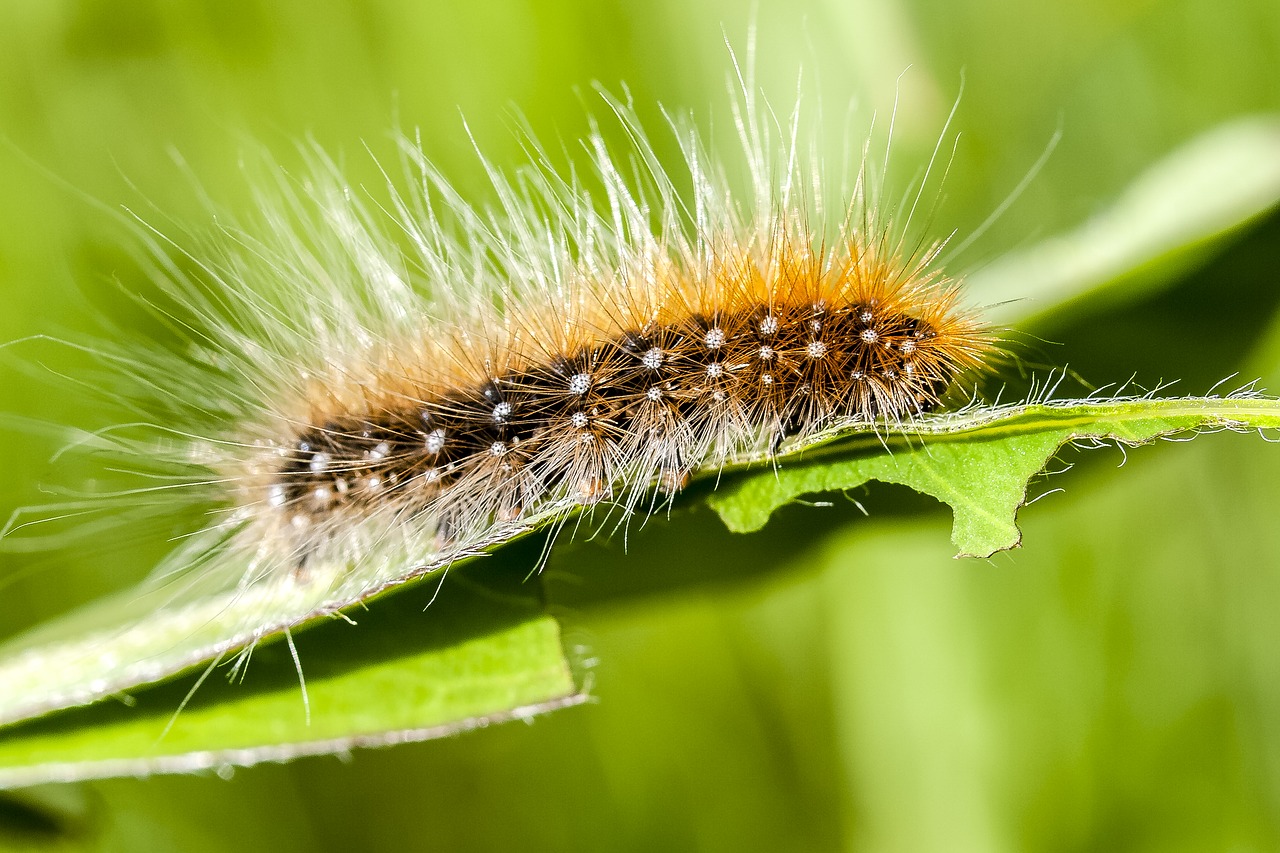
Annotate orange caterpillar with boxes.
[256,237,985,563]
[78,80,991,591]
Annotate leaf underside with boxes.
[0,393,1277,786]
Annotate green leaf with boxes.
[1,394,1276,784]
[0,560,580,788]
[709,395,1280,557]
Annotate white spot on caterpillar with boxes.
[759,315,779,335]
[900,339,917,355]
[705,362,724,379]
[761,373,774,385]
[758,345,774,361]
[366,442,390,460]
[860,328,878,344]
[424,429,446,454]
[570,411,589,429]
[642,348,664,370]
[859,310,874,323]
[309,452,331,474]
[646,386,663,402]
[492,402,513,423]
[806,341,827,359]
[489,441,508,457]
[704,327,726,349]
[568,373,592,395]
[267,484,287,508]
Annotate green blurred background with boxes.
[2,0,1280,850]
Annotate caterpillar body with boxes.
[257,237,984,571]
[43,83,991,598]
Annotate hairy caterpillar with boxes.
[8,64,992,626]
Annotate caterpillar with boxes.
[256,227,985,574]
[18,71,992,610]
